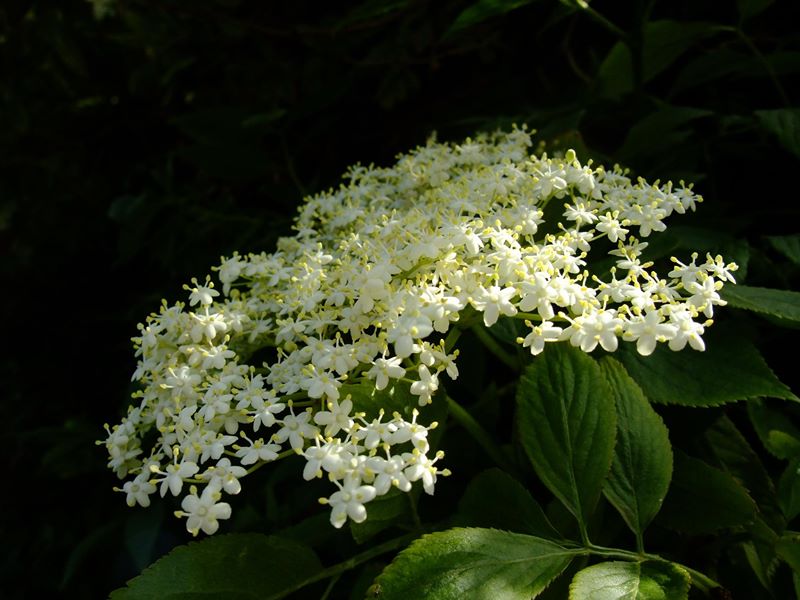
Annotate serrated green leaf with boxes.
[616,332,797,406]
[597,21,717,97]
[722,285,800,324]
[741,518,782,589]
[779,459,800,521]
[656,453,757,534]
[766,234,800,266]
[110,533,322,599]
[458,468,561,539]
[617,106,712,163]
[373,528,578,599]
[446,0,539,36]
[748,399,800,459]
[569,561,690,600]
[756,109,800,158]
[737,0,774,21]
[776,532,800,573]
[705,415,785,531]
[517,344,617,530]
[599,358,673,538]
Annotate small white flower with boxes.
[409,365,439,406]
[274,409,318,451]
[119,472,157,507]
[518,320,563,356]
[176,485,232,536]
[323,476,377,528]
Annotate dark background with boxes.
[3,0,800,597]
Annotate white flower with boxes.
[518,320,563,355]
[409,365,439,406]
[107,127,734,535]
[176,485,232,536]
[365,455,412,495]
[323,476,377,528]
[313,397,354,437]
[686,275,726,318]
[119,472,156,507]
[200,458,247,495]
[623,309,678,356]
[152,457,199,497]
[274,409,318,451]
[403,450,448,495]
[470,285,518,327]
[235,436,281,465]
[185,278,219,307]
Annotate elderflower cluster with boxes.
[104,127,736,535]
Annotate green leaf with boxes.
[737,0,774,21]
[341,380,427,421]
[778,459,800,521]
[373,528,578,599]
[705,415,785,531]
[756,109,800,159]
[110,533,322,599]
[722,284,800,324]
[516,344,617,531]
[776,532,800,573]
[741,518,782,589]
[599,358,673,538]
[569,561,690,600]
[597,21,717,97]
[656,453,757,534]
[458,468,561,539]
[616,331,798,406]
[766,234,800,266]
[747,399,800,459]
[617,106,712,163]
[446,0,539,36]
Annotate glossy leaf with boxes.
[447,0,539,36]
[737,0,774,21]
[656,453,757,534]
[569,561,690,600]
[597,21,717,96]
[747,399,800,459]
[779,459,800,521]
[517,344,617,530]
[756,109,800,159]
[458,468,561,539]
[373,528,578,599]
[110,534,322,599]
[766,234,800,266]
[616,333,797,406]
[600,358,673,538]
[705,415,784,531]
[722,285,800,324]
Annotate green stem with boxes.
[584,544,722,594]
[573,1,627,40]
[734,28,791,106]
[265,532,418,600]
[408,492,423,533]
[471,324,519,371]
[445,395,519,477]
[443,326,462,353]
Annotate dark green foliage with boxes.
[4,0,800,598]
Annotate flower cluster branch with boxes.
[104,128,736,535]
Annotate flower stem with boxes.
[583,543,722,594]
[264,532,418,600]
[445,394,519,477]
[470,324,519,371]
